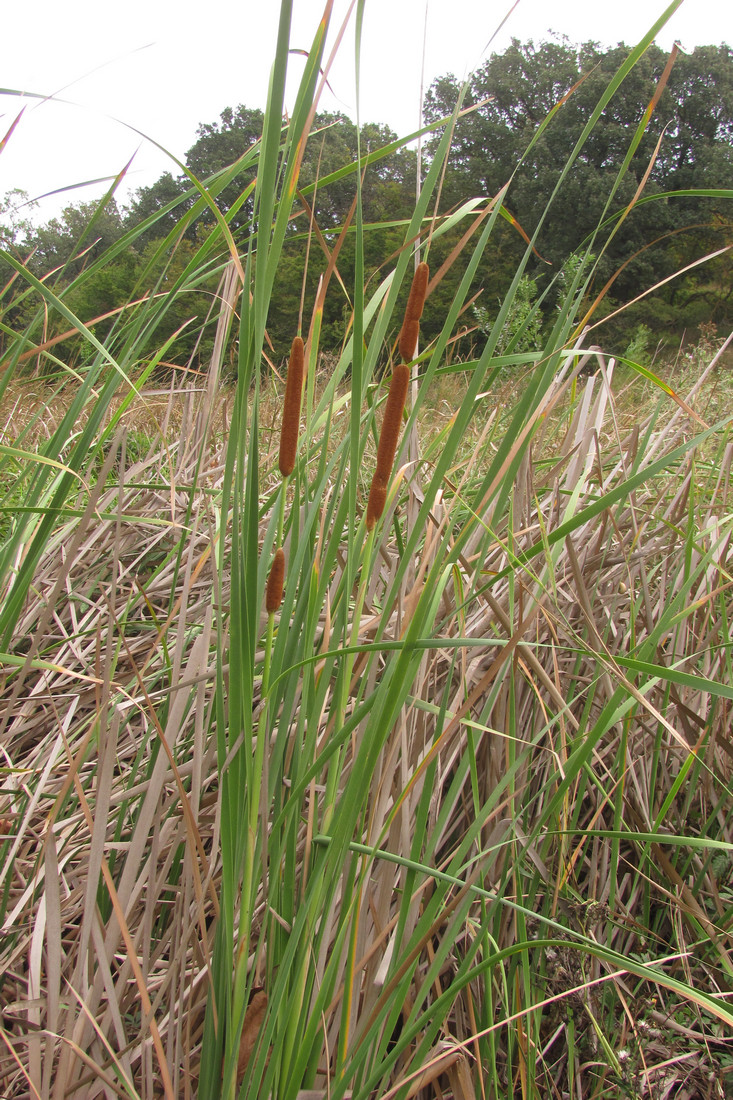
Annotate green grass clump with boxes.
[1,4,732,1099]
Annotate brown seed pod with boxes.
[398,261,429,362]
[236,988,268,1082]
[365,474,389,532]
[266,547,285,613]
[366,362,410,530]
[279,336,305,477]
[399,319,420,365]
[375,363,410,479]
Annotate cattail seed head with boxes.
[279,336,305,478]
[365,474,388,532]
[404,261,429,324]
[366,362,410,530]
[266,547,285,613]
[375,363,409,479]
[399,319,420,365]
[398,261,429,362]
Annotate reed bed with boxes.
[2,340,732,1099]
[1,4,733,1099]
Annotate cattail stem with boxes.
[279,336,305,478]
[262,613,276,699]
[276,484,287,560]
[323,523,375,834]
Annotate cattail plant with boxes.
[365,262,429,531]
[398,260,429,363]
[263,336,304,627]
[261,334,305,687]
[279,335,305,478]
[265,547,285,614]
[366,363,410,531]
[9,12,725,1097]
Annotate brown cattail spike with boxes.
[266,547,285,613]
[398,261,429,362]
[399,320,420,366]
[366,363,410,531]
[279,336,305,477]
[365,475,388,532]
[237,989,268,1082]
[374,363,410,479]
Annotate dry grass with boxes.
[1,343,732,1098]
[0,375,232,457]
[0,375,227,1097]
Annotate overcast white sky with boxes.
[1,0,732,225]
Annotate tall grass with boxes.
[1,2,733,1098]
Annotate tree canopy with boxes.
[2,37,731,372]
[424,38,733,339]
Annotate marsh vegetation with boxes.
[1,4,732,1098]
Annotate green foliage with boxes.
[125,171,193,246]
[473,273,543,354]
[623,322,655,365]
[4,36,731,374]
[424,36,733,343]
[0,189,36,251]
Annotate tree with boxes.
[0,190,36,252]
[23,199,126,278]
[7,38,729,374]
[125,172,193,247]
[423,38,733,341]
[177,104,418,356]
[180,104,416,232]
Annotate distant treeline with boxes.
[2,37,732,372]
